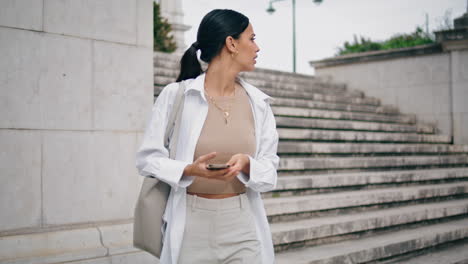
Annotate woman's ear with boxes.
[225,36,238,54]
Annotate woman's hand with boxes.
[217,154,250,182]
[183,152,231,179]
[183,153,251,182]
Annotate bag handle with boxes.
[164,82,186,159]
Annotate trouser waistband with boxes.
[186,193,249,211]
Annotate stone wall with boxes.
[0,0,154,261]
[312,46,468,145]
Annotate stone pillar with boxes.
[159,0,191,52]
[0,0,157,263]
[435,11,468,145]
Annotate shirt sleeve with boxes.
[135,83,193,189]
[237,102,279,192]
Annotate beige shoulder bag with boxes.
[133,82,186,258]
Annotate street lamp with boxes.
[266,0,323,73]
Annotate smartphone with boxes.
[206,164,230,170]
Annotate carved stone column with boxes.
[158,0,191,53]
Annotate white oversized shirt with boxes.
[135,73,279,264]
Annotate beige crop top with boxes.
[188,85,256,194]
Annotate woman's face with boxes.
[234,23,260,72]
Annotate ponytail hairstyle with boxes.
[176,9,250,82]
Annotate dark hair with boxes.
[176,9,250,82]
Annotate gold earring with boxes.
[231,50,238,58]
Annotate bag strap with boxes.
[164,82,186,159]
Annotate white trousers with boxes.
[178,193,262,264]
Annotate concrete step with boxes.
[154,82,381,106]
[275,218,468,264]
[153,74,399,116]
[154,75,177,86]
[153,67,350,96]
[272,167,468,194]
[251,86,381,106]
[241,68,321,85]
[278,155,468,171]
[272,106,415,124]
[153,50,179,60]
[238,78,354,96]
[152,66,182,78]
[271,199,468,248]
[153,59,179,69]
[388,239,468,264]
[278,142,468,155]
[277,129,444,143]
[264,182,468,217]
[276,117,436,134]
[153,53,326,86]
[272,97,400,115]
[153,64,328,89]
[154,90,435,135]
[153,52,324,85]
[153,52,374,102]
[154,66,179,78]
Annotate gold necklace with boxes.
[204,87,236,125]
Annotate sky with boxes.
[181,0,467,75]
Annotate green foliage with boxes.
[153,2,176,53]
[336,26,435,56]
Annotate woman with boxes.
[136,9,279,264]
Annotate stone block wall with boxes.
[0,0,153,236]
[313,48,468,144]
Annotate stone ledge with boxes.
[63,251,158,264]
[0,227,106,264]
[0,222,145,264]
[310,44,443,69]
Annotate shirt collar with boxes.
[183,72,272,105]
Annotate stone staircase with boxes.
[153,51,468,264]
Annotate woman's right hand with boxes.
[183,152,230,179]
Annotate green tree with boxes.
[153,2,176,52]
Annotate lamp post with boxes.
[266,0,323,73]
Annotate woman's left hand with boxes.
[217,154,250,181]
